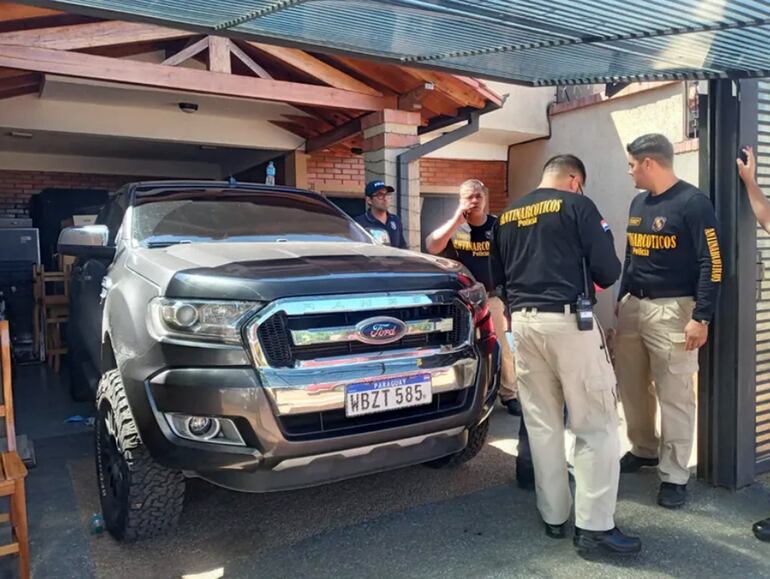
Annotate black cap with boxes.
[365,180,395,196]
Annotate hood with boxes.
[127,242,466,301]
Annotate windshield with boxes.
[132,190,370,246]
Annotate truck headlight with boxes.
[149,298,262,344]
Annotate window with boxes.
[132,190,370,246]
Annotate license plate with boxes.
[345,373,432,417]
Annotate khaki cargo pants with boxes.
[488,296,517,402]
[511,307,619,531]
[615,295,698,485]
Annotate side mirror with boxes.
[368,228,391,246]
[58,225,115,259]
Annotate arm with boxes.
[618,242,632,300]
[576,199,622,289]
[425,196,476,255]
[683,194,722,350]
[737,146,770,232]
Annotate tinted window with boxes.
[132,190,370,246]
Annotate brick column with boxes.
[361,109,421,250]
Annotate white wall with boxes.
[422,84,556,161]
[507,83,697,326]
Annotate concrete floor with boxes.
[6,364,770,578]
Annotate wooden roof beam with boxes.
[0,3,60,23]
[248,42,382,97]
[306,117,362,154]
[0,43,394,111]
[161,36,208,66]
[0,21,193,50]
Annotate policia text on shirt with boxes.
[616,134,722,511]
[491,154,642,555]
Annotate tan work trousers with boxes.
[511,308,619,531]
[488,296,517,402]
[615,295,698,485]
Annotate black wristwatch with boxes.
[694,318,710,326]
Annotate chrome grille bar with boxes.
[290,317,454,347]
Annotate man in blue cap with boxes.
[355,180,407,249]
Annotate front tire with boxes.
[95,369,185,541]
[424,418,489,469]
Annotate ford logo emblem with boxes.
[355,316,407,345]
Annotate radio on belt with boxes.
[576,258,594,332]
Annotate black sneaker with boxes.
[516,458,535,491]
[752,517,770,542]
[501,398,522,416]
[574,526,642,556]
[544,520,568,539]
[619,451,659,473]
[657,482,687,508]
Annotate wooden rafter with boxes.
[398,82,434,111]
[0,3,60,23]
[305,117,362,154]
[282,114,334,134]
[248,42,382,97]
[161,36,208,66]
[269,120,318,139]
[0,21,193,50]
[402,67,487,109]
[230,41,272,79]
[0,43,395,110]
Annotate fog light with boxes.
[165,413,245,446]
[186,416,220,440]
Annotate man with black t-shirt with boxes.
[425,179,519,413]
[425,179,535,487]
[616,134,722,510]
[491,155,640,555]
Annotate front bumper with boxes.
[117,289,499,493]
[123,347,496,492]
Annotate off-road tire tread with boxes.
[96,369,185,541]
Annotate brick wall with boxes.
[307,154,508,212]
[306,152,365,191]
[0,171,140,218]
[421,159,508,213]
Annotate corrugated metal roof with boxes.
[18,0,770,85]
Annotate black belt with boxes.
[519,304,577,314]
[627,287,693,300]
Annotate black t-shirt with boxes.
[441,215,496,291]
[354,210,407,249]
[618,180,722,321]
[490,188,621,310]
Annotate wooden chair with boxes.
[0,321,30,579]
[32,266,70,373]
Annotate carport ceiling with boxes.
[10,0,770,85]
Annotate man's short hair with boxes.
[459,179,486,195]
[626,133,674,167]
[542,154,587,184]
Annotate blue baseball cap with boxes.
[365,180,395,196]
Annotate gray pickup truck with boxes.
[58,180,500,541]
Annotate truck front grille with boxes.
[255,301,470,368]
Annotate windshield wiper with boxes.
[144,240,193,248]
